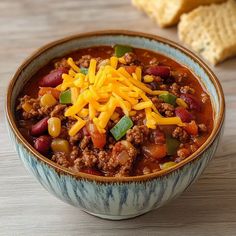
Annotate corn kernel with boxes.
[40,94,57,107]
[48,117,61,138]
[22,102,32,112]
[144,75,154,83]
[160,162,176,170]
[51,138,70,154]
[176,98,188,108]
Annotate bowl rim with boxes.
[6,30,225,183]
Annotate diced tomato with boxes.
[124,66,136,74]
[142,143,167,159]
[38,87,61,99]
[184,120,198,135]
[87,122,106,149]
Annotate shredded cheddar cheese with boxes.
[58,57,184,136]
[68,116,86,136]
[67,58,80,72]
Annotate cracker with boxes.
[178,0,236,65]
[132,0,226,27]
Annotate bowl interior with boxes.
[7,31,224,180]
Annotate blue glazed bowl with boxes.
[6,31,225,220]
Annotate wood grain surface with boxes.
[0,0,236,235]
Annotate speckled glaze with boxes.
[6,31,225,220]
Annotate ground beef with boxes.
[39,105,54,116]
[50,104,66,119]
[171,70,188,83]
[73,148,99,170]
[69,132,83,145]
[52,152,70,168]
[190,144,198,153]
[54,58,69,69]
[17,95,40,119]
[58,126,69,139]
[81,148,98,167]
[126,125,149,145]
[66,117,77,129]
[180,86,195,94]
[76,55,92,68]
[177,148,191,160]
[105,141,137,177]
[198,123,207,133]
[169,83,180,96]
[97,150,110,174]
[151,97,161,109]
[17,95,56,119]
[124,52,138,65]
[172,127,189,142]
[158,103,175,117]
[70,146,80,161]
[79,136,91,150]
[131,111,145,125]
[76,55,102,68]
[159,84,169,91]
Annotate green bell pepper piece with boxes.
[110,115,133,141]
[80,67,88,75]
[114,45,133,58]
[159,93,177,105]
[166,136,180,155]
[59,89,71,104]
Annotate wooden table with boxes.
[0,0,235,235]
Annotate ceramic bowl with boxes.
[6,30,225,220]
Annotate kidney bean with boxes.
[80,168,103,176]
[31,117,49,136]
[175,107,194,123]
[34,135,51,154]
[39,68,68,87]
[145,65,170,78]
[180,94,201,111]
